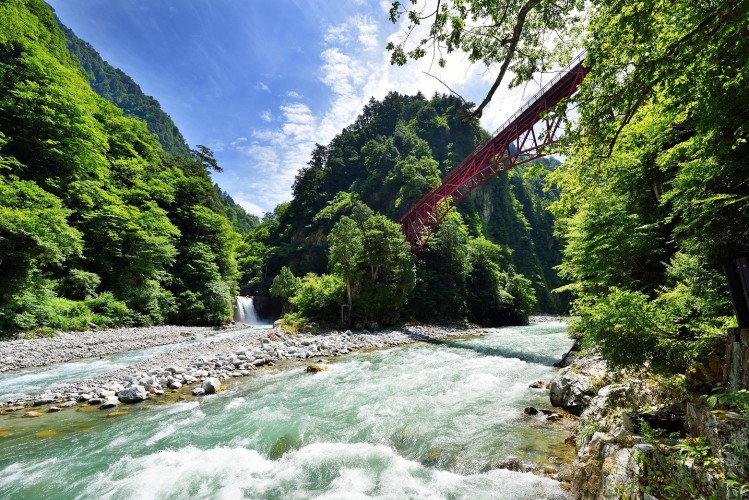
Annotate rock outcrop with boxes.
[549,356,607,415]
[553,351,749,499]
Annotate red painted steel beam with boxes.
[399,54,589,251]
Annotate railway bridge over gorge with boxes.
[398,53,589,251]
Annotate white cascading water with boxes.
[234,296,259,324]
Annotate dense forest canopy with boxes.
[388,0,749,373]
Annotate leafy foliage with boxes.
[0,0,246,334]
[386,0,748,373]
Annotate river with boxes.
[0,322,573,499]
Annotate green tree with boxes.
[355,213,415,324]
[328,216,363,309]
[289,273,345,324]
[270,266,299,313]
[0,175,82,301]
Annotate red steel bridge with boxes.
[398,52,589,251]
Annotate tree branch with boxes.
[465,0,543,121]
[422,71,470,106]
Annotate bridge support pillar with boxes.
[341,304,351,329]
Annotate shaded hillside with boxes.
[56,18,191,159]
[55,14,257,236]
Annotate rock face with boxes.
[687,403,749,483]
[117,385,147,403]
[558,351,748,500]
[551,354,660,499]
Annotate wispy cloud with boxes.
[238,8,539,213]
[256,81,270,92]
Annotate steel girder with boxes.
[398,56,589,251]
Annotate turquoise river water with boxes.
[0,322,573,499]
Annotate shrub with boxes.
[59,269,101,299]
[289,273,344,324]
[84,292,130,326]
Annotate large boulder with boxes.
[118,385,148,404]
[202,378,221,395]
[550,356,608,415]
[99,397,120,409]
[549,368,596,414]
[571,432,642,500]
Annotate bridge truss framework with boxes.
[398,53,589,251]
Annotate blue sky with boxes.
[48,0,542,216]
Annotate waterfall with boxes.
[234,296,259,324]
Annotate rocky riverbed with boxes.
[0,324,250,373]
[0,323,486,412]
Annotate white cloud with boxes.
[232,193,267,217]
[238,7,546,212]
[260,110,272,122]
[256,81,270,92]
[286,90,303,99]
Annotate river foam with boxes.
[80,443,568,500]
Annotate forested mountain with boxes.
[386,0,748,374]
[55,18,191,159]
[0,0,564,337]
[55,14,258,237]
[242,91,567,328]
[0,0,246,335]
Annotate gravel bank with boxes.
[0,324,486,411]
[0,323,250,373]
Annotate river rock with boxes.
[306,364,328,373]
[192,387,206,396]
[523,406,539,415]
[33,397,55,407]
[100,397,120,409]
[202,378,221,395]
[118,385,148,403]
[550,370,593,412]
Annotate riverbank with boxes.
[0,323,250,373]
[550,348,749,498]
[0,323,491,410]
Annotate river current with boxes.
[0,322,573,499]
